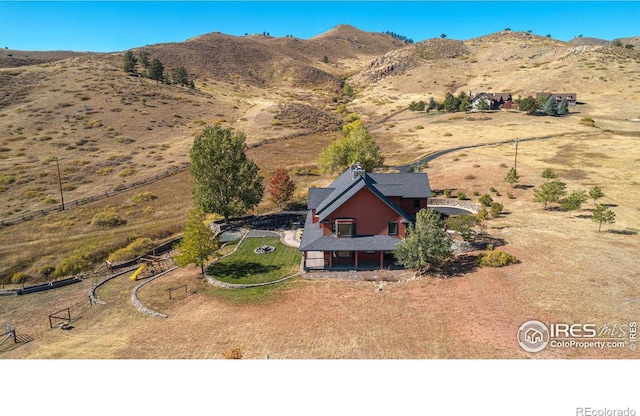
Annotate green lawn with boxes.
[207,237,302,284]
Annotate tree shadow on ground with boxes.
[439,254,479,278]
[514,184,535,190]
[608,229,638,235]
[471,235,507,249]
[208,262,279,281]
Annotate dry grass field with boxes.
[2,131,638,359]
[1,27,639,359]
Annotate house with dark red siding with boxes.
[300,163,431,270]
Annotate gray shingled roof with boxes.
[300,168,431,252]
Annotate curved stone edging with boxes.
[204,229,301,289]
[130,267,179,318]
[89,266,140,305]
[427,198,481,214]
[204,271,301,289]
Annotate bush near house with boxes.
[478,250,518,267]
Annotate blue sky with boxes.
[1,1,639,52]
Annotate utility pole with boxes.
[54,157,65,210]
[514,138,519,174]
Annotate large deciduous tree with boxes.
[318,119,385,177]
[268,167,295,210]
[189,125,264,223]
[174,209,218,274]
[394,209,452,274]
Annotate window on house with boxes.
[334,251,351,258]
[335,222,353,237]
[413,199,420,209]
[388,222,398,235]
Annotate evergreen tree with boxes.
[557,98,569,115]
[592,204,615,232]
[476,97,490,111]
[409,100,426,112]
[173,66,189,86]
[533,180,567,210]
[541,168,558,181]
[174,209,218,274]
[189,125,264,223]
[443,93,457,112]
[504,167,520,188]
[457,92,471,112]
[148,58,164,82]
[138,51,150,70]
[122,51,137,73]
[560,189,588,217]
[394,209,452,273]
[427,97,437,112]
[542,95,559,116]
[588,185,605,205]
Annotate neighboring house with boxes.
[299,163,431,270]
[470,92,513,111]
[535,92,577,105]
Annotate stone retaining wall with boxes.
[130,267,178,318]
[428,198,481,214]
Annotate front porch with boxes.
[303,250,401,271]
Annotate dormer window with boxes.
[334,219,355,237]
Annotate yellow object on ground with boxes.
[130,264,146,280]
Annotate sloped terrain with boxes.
[1,26,640,284]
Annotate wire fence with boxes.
[0,163,190,229]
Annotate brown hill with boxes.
[118,25,403,90]
[0,49,90,68]
[1,25,640,281]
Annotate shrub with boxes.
[444,189,453,198]
[464,174,476,180]
[91,209,127,227]
[107,238,153,263]
[53,252,92,277]
[477,205,488,220]
[132,191,157,203]
[457,191,467,200]
[11,272,28,284]
[119,167,135,177]
[491,202,504,217]
[479,194,493,207]
[478,250,518,267]
[490,187,497,193]
[507,192,515,199]
[222,346,244,359]
[39,265,55,277]
[473,191,480,197]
